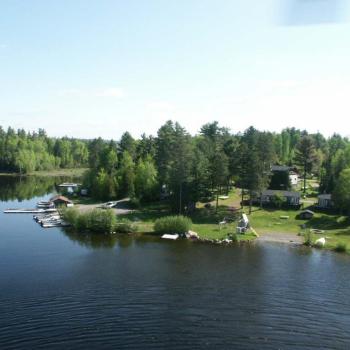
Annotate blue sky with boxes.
[1,0,350,139]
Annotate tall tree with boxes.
[333,168,350,215]
[294,136,317,193]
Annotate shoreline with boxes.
[0,168,88,177]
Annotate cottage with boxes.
[318,194,333,209]
[299,209,315,220]
[260,190,301,207]
[50,195,73,207]
[270,165,299,190]
[58,183,81,195]
[289,171,299,186]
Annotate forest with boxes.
[1,121,350,213]
[0,127,89,173]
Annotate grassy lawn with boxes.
[117,189,256,242]
[71,184,350,253]
[248,207,307,234]
[247,205,350,253]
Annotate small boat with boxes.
[37,201,55,208]
[41,221,70,228]
[161,234,179,240]
[37,216,61,224]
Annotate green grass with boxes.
[71,184,350,252]
[246,204,350,253]
[248,207,307,234]
[116,189,256,242]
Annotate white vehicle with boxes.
[101,201,117,209]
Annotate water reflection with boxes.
[0,175,80,201]
[62,228,134,249]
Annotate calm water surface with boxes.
[0,177,350,349]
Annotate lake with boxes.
[0,176,350,349]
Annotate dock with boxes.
[4,208,58,214]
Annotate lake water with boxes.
[1,176,350,349]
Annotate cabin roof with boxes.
[262,190,301,198]
[318,194,332,200]
[271,165,290,172]
[300,209,315,215]
[50,195,72,203]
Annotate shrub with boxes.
[334,242,347,253]
[115,218,138,233]
[129,197,140,209]
[229,233,239,242]
[62,208,116,234]
[154,215,192,234]
[271,192,285,208]
[61,207,79,224]
[304,231,313,246]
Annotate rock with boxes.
[315,237,326,247]
[187,230,199,240]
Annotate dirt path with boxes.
[75,198,133,215]
[257,232,303,245]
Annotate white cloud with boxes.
[95,87,125,98]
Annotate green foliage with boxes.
[134,156,158,202]
[294,136,317,193]
[334,242,347,253]
[154,215,192,234]
[0,127,88,173]
[304,231,313,246]
[272,192,285,208]
[333,168,350,214]
[114,218,138,233]
[62,208,116,234]
[118,151,135,197]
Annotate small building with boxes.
[289,172,299,186]
[58,183,81,195]
[299,209,315,220]
[50,195,73,207]
[270,165,299,190]
[260,190,301,207]
[318,194,333,209]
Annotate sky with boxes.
[1,0,350,139]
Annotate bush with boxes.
[334,242,347,253]
[61,207,79,224]
[304,231,313,246]
[129,197,140,209]
[62,208,116,234]
[154,215,192,234]
[115,218,138,233]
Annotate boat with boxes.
[37,215,61,224]
[41,221,70,228]
[161,234,179,240]
[37,201,55,208]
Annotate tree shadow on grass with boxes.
[305,215,350,231]
[190,205,239,225]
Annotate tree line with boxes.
[0,127,89,173]
[2,122,350,213]
[83,121,350,214]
